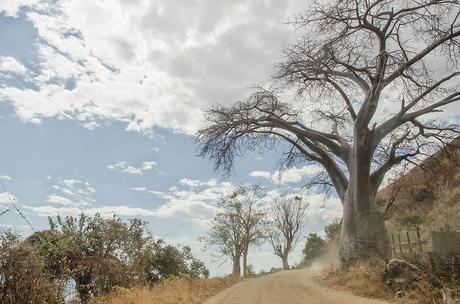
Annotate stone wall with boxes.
[432,232,460,254]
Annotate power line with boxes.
[0,208,9,217]
[160,222,186,240]
[0,179,35,232]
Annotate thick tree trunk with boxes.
[340,135,391,267]
[232,254,241,277]
[281,253,289,270]
[242,249,248,277]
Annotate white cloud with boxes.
[249,165,323,184]
[275,165,323,184]
[25,204,158,218]
[0,0,305,134]
[131,186,147,192]
[50,177,95,206]
[0,56,27,75]
[303,193,342,237]
[178,178,200,188]
[0,0,41,17]
[29,176,232,223]
[249,170,271,179]
[107,160,157,175]
[152,199,218,220]
[145,178,235,220]
[0,192,17,205]
[46,194,75,206]
[82,121,100,130]
[141,161,156,171]
[0,175,12,181]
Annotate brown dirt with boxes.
[204,268,389,304]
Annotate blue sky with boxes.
[0,0,345,275]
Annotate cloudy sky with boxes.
[0,0,345,275]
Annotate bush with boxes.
[0,230,62,304]
[302,233,326,266]
[324,218,341,241]
[323,262,390,299]
[1,214,209,303]
[147,241,209,283]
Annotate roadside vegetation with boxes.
[0,214,208,303]
[90,276,240,304]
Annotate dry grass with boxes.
[322,262,391,300]
[90,276,241,304]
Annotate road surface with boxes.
[205,268,388,304]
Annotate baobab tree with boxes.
[232,185,267,277]
[268,196,309,270]
[197,0,460,267]
[200,186,266,276]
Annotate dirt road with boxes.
[204,268,388,304]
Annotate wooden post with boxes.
[416,226,423,253]
[398,233,403,255]
[406,231,412,254]
[391,234,397,256]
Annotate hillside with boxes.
[377,137,460,232]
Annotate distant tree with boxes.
[147,241,209,283]
[247,264,256,276]
[302,233,326,266]
[200,198,245,276]
[268,196,309,270]
[197,0,460,267]
[232,185,267,277]
[201,186,266,277]
[324,218,341,241]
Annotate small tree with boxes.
[232,185,267,277]
[147,241,209,283]
[201,197,246,276]
[303,233,326,266]
[324,218,341,241]
[201,186,266,277]
[268,196,309,270]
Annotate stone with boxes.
[383,259,424,293]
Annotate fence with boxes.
[390,226,429,257]
[390,228,460,303]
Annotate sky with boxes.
[0,0,346,275]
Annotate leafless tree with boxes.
[197,0,460,267]
[232,185,267,277]
[268,196,309,270]
[200,186,266,276]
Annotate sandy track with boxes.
[204,268,388,304]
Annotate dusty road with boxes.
[204,268,388,304]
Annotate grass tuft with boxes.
[90,276,240,304]
[322,262,391,299]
